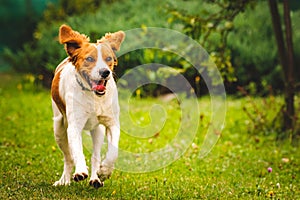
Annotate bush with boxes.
[4,0,300,94]
[3,0,171,88]
[228,1,300,93]
[3,22,64,87]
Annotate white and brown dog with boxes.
[51,24,125,188]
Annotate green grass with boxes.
[0,73,299,199]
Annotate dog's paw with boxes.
[97,164,113,182]
[53,174,71,186]
[73,172,88,182]
[53,179,71,186]
[98,173,111,182]
[89,179,104,189]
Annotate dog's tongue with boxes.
[92,81,106,92]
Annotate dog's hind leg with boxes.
[53,114,74,186]
[89,125,105,188]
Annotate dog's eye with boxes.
[105,57,112,62]
[86,56,95,62]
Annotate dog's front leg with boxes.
[89,125,105,188]
[97,124,120,182]
[67,122,89,182]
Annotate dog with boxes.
[51,24,125,188]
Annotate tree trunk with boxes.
[268,0,295,132]
[283,0,295,133]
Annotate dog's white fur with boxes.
[51,25,124,188]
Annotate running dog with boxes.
[51,24,125,188]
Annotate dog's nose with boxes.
[99,68,110,78]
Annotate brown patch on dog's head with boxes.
[59,25,125,70]
[59,24,90,65]
[97,31,125,51]
[98,31,125,68]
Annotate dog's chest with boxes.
[83,110,115,130]
[82,95,118,130]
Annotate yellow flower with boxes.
[267,190,274,197]
[51,146,56,152]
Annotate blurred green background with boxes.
[0,0,299,95]
[0,0,55,52]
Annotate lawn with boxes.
[0,73,299,199]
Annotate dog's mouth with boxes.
[91,79,107,96]
[79,72,108,96]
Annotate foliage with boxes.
[228,1,280,90]
[229,1,300,94]
[1,73,300,199]
[237,84,300,140]
[2,24,65,87]
[0,0,50,52]
[167,0,256,83]
[2,0,300,95]
[3,0,171,88]
[168,0,300,93]
[237,86,284,134]
[43,0,118,23]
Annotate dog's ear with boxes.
[98,31,125,51]
[59,24,90,57]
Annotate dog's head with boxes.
[59,24,125,96]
